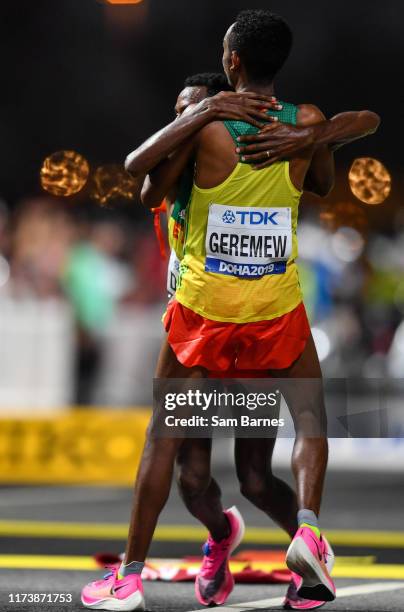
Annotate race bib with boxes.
[167,249,180,298]
[205,204,292,278]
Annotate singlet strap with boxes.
[224,100,298,146]
[171,165,194,222]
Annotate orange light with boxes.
[40,151,89,197]
[105,0,144,4]
[91,164,139,207]
[320,202,368,233]
[349,157,391,205]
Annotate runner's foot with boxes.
[286,527,336,602]
[81,566,145,611]
[195,506,245,606]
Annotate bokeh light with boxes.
[349,157,391,205]
[105,0,144,4]
[320,202,368,234]
[367,235,404,272]
[0,255,10,288]
[91,164,139,207]
[311,327,331,362]
[40,151,89,197]
[331,227,365,263]
[388,321,404,378]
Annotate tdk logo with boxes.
[222,210,236,224]
[236,210,279,225]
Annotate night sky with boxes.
[1,0,402,209]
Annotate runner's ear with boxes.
[230,51,241,72]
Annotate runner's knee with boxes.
[292,406,327,437]
[177,466,211,499]
[239,471,268,502]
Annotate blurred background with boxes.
[0,3,404,610]
[0,0,403,489]
[0,0,403,472]
[0,0,403,410]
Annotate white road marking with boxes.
[189,581,404,611]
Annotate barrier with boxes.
[0,408,151,485]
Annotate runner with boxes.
[149,73,233,297]
[81,9,380,611]
[140,73,285,299]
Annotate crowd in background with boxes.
[0,191,403,408]
[0,196,166,405]
[1,0,401,409]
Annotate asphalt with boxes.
[0,466,404,611]
[1,574,404,612]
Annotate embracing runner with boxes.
[139,72,379,611]
[81,9,380,612]
[153,73,233,297]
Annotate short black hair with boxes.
[184,72,232,97]
[229,9,292,84]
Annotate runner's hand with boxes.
[198,91,282,129]
[235,122,315,168]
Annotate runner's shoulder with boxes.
[196,120,235,148]
[198,120,231,138]
[296,104,326,127]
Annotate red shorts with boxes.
[163,299,310,376]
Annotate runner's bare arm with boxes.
[141,94,281,207]
[306,109,380,151]
[141,141,194,209]
[297,104,336,197]
[236,108,380,195]
[232,104,333,196]
[125,92,280,178]
[236,109,380,161]
[300,106,380,196]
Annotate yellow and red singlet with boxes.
[176,158,303,323]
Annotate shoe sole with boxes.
[81,591,145,611]
[196,506,246,607]
[284,599,326,610]
[227,506,246,556]
[286,538,335,602]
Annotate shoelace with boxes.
[319,537,333,564]
[102,565,118,580]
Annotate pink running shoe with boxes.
[284,536,335,610]
[286,527,336,603]
[81,566,145,611]
[195,506,245,606]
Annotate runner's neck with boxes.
[235,82,275,97]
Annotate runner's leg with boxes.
[176,438,230,541]
[124,338,207,563]
[278,333,335,601]
[269,332,328,516]
[235,437,298,538]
